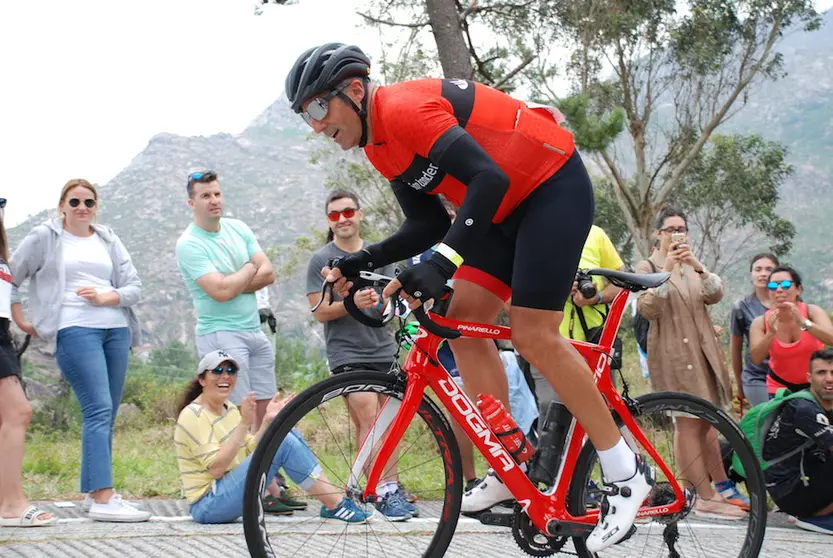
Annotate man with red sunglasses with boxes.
[305,188,417,522]
[286,43,654,550]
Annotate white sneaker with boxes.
[88,494,151,523]
[82,493,145,513]
[460,469,514,514]
[586,455,655,552]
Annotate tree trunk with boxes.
[425,0,473,79]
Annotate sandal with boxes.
[0,505,58,527]
[693,498,748,520]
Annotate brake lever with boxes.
[311,279,335,313]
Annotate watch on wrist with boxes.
[801,319,813,331]
[596,293,604,305]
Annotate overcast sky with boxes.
[1,0,830,227]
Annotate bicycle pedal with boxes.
[615,524,638,545]
[469,509,514,528]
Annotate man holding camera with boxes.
[529,225,624,419]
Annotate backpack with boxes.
[632,259,657,354]
[731,388,817,478]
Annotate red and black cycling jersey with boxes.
[363,78,576,266]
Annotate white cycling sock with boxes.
[378,481,398,497]
[597,437,637,482]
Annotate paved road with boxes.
[1,500,830,557]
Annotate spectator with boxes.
[730,253,779,407]
[636,207,747,519]
[306,189,416,522]
[174,350,372,525]
[762,349,833,535]
[749,266,833,397]
[0,197,56,528]
[530,225,624,421]
[10,179,148,523]
[175,171,276,430]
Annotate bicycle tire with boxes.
[568,392,767,558]
[243,370,464,558]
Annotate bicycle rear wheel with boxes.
[568,392,767,558]
[243,370,463,557]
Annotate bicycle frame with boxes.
[355,286,687,536]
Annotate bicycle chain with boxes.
[511,504,569,556]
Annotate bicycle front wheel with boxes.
[569,392,767,558]
[243,370,463,558]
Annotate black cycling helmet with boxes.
[285,43,372,146]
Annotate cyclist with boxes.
[284,43,654,552]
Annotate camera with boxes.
[575,270,597,300]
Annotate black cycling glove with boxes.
[397,253,457,303]
[329,246,383,278]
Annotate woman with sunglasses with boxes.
[175,350,373,525]
[10,179,148,523]
[0,198,57,527]
[749,266,833,398]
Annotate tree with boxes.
[671,133,795,274]
[527,0,818,256]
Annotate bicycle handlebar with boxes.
[312,271,461,339]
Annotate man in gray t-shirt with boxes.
[305,189,415,521]
[306,241,397,371]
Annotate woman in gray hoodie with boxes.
[11,179,149,523]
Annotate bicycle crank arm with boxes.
[545,519,595,537]
[469,509,514,528]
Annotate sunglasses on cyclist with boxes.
[767,280,794,291]
[209,365,238,376]
[68,198,96,208]
[327,207,358,222]
[302,84,349,126]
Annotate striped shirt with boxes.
[174,401,256,503]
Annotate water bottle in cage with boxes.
[477,394,534,464]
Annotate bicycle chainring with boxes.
[512,504,568,556]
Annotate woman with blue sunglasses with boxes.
[750,266,833,398]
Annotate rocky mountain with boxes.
[8,10,832,360]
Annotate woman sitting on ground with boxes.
[749,266,833,398]
[174,349,372,525]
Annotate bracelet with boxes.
[596,293,604,305]
[695,267,707,275]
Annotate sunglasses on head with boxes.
[209,365,238,376]
[301,84,349,126]
[767,280,794,291]
[187,170,217,189]
[68,198,96,208]
[327,207,358,222]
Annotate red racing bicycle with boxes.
[244,268,766,557]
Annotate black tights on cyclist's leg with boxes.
[511,307,622,454]
[446,280,511,412]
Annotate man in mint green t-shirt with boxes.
[176,171,277,429]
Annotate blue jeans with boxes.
[190,429,322,524]
[56,326,131,493]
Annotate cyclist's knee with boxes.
[511,317,565,357]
